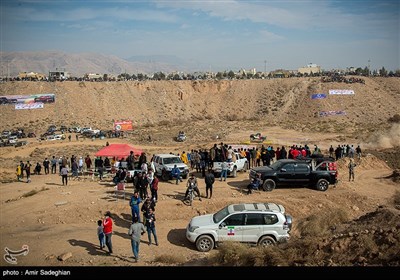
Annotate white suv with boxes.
[152,154,190,181]
[186,203,292,252]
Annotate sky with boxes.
[1,0,399,72]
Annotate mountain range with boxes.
[0,51,202,77]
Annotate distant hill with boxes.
[0,51,200,77]
[0,77,399,149]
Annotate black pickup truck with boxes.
[249,158,338,192]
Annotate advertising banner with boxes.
[113,120,133,131]
[15,103,44,110]
[319,110,346,117]
[329,90,355,95]
[0,93,55,104]
[311,93,327,99]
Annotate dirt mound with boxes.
[336,154,391,171]
[327,206,400,266]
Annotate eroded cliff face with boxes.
[0,77,399,136]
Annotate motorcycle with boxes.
[184,183,196,206]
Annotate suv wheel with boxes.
[316,179,329,191]
[161,170,169,181]
[262,179,276,192]
[196,235,214,252]
[258,236,276,246]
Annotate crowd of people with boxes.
[15,141,363,262]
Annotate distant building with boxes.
[18,72,46,80]
[269,69,291,78]
[48,68,70,80]
[239,68,257,77]
[298,63,321,75]
[84,73,103,80]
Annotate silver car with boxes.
[186,203,292,252]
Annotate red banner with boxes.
[113,120,133,131]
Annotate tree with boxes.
[379,67,388,77]
[227,70,235,79]
[355,67,363,75]
[363,67,369,76]
[137,73,145,81]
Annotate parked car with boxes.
[8,135,18,144]
[152,154,190,181]
[0,97,8,104]
[186,202,292,252]
[212,152,248,177]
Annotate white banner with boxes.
[15,103,44,110]
[329,89,355,95]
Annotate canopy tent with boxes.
[95,144,143,160]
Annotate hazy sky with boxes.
[1,0,399,72]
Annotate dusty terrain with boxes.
[0,78,399,267]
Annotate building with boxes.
[18,72,46,80]
[48,68,70,80]
[84,73,103,80]
[298,63,321,75]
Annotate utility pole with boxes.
[368,59,371,76]
[264,60,267,74]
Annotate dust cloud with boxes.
[363,123,400,149]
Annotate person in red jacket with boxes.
[103,211,113,254]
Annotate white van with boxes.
[186,203,292,252]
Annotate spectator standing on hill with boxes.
[25,161,31,183]
[144,208,158,246]
[19,161,25,179]
[43,158,50,174]
[78,157,84,173]
[34,162,42,175]
[97,220,105,250]
[220,161,228,181]
[150,176,159,202]
[130,191,142,223]
[205,170,215,199]
[85,155,92,171]
[171,164,182,184]
[348,158,357,182]
[16,164,22,181]
[128,217,146,262]
[329,145,334,158]
[60,165,68,185]
[141,197,156,225]
[356,145,362,159]
[103,211,113,255]
[51,156,57,174]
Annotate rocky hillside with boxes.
[0,77,399,142]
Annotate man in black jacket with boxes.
[204,170,215,199]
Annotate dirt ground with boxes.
[0,78,399,268]
[0,124,399,268]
